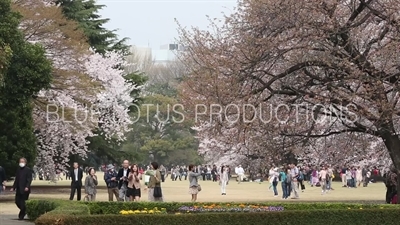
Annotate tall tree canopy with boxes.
[0,0,52,174]
[178,0,399,170]
[54,0,129,54]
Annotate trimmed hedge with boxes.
[27,199,400,219]
[27,199,400,225]
[35,209,400,225]
[26,199,90,220]
[83,201,400,214]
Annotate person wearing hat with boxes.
[104,164,119,201]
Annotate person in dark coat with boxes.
[69,162,83,201]
[11,158,33,220]
[0,165,6,193]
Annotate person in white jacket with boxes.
[220,165,229,195]
[268,167,275,190]
[236,165,245,183]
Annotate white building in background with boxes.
[152,44,185,64]
[129,46,152,61]
[127,44,184,63]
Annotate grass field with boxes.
[0,172,387,215]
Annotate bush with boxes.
[84,201,400,214]
[26,200,59,221]
[28,199,400,220]
[34,209,400,225]
[26,199,90,221]
[28,199,400,225]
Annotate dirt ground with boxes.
[0,172,387,215]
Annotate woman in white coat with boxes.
[356,166,363,187]
[219,165,229,195]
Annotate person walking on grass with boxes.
[146,162,163,202]
[188,164,201,201]
[326,165,334,191]
[271,168,279,197]
[10,158,32,220]
[279,167,289,199]
[84,168,98,201]
[290,164,299,199]
[0,165,6,194]
[117,160,130,201]
[236,165,245,183]
[69,162,83,201]
[319,166,328,195]
[220,165,229,195]
[104,164,119,201]
[127,164,142,202]
[385,165,398,204]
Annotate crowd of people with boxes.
[68,160,164,202]
[1,158,399,220]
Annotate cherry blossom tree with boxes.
[35,51,136,172]
[13,0,137,172]
[178,0,400,174]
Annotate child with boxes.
[346,169,352,188]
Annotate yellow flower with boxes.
[148,210,154,214]
[128,210,134,214]
[141,210,148,213]
[134,210,140,214]
[155,210,161,213]
[120,210,129,215]
[175,212,181,215]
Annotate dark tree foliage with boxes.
[0,0,52,176]
[54,0,129,54]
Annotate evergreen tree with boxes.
[54,0,129,54]
[0,0,52,175]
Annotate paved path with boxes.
[0,215,34,225]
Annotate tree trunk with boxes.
[381,133,400,204]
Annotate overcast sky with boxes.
[98,0,237,48]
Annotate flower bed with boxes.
[25,200,400,225]
[120,207,167,214]
[177,203,284,213]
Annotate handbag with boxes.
[197,184,202,192]
[153,186,162,198]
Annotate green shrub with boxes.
[84,201,400,214]
[26,199,88,221]
[34,209,400,225]
[46,204,90,216]
[28,199,400,222]
[26,199,59,221]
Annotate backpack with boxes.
[298,171,304,181]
